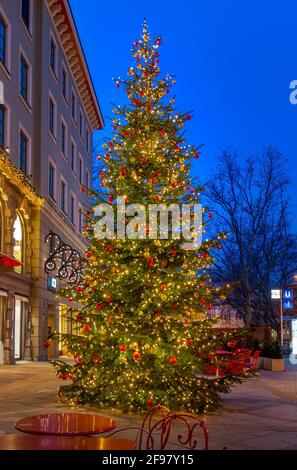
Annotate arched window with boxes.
[13,214,23,273]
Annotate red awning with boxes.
[0,253,22,268]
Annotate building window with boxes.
[71,91,76,122]
[71,140,75,172]
[70,194,75,225]
[21,0,30,31]
[0,105,5,148]
[61,180,66,214]
[0,16,6,64]
[49,97,56,136]
[62,66,67,100]
[20,55,29,102]
[20,130,28,174]
[13,214,23,273]
[50,37,56,75]
[79,111,83,139]
[86,128,90,152]
[85,169,89,190]
[79,157,83,184]
[61,121,67,156]
[78,207,83,232]
[49,162,55,200]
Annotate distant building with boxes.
[209,305,245,328]
[0,0,103,364]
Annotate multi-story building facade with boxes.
[0,0,103,364]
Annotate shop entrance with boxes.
[14,296,29,360]
[47,312,55,359]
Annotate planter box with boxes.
[263,357,285,372]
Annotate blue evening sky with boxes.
[70,0,297,207]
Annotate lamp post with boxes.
[280,288,284,347]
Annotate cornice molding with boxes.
[47,0,104,131]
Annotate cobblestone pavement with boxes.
[0,361,296,450]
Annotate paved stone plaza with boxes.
[0,361,296,450]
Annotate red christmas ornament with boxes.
[67,297,73,303]
[154,196,161,202]
[136,56,141,61]
[76,315,82,323]
[146,227,150,235]
[68,373,74,379]
[186,339,192,346]
[120,344,126,351]
[85,252,92,258]
[83,324,91,332]
[162,261,168,267]
[200,299,206,305]
[194,152,200,159]
[156,37,162,45]
[43,340,50,349]
[227,341,237,348]
[183,318,189,325]
[133,352,140,359]
[80,187,86,193]
[147,398,153,406]
[201,252,209,260]
[93,355,100,363]
[166,88,170,93]
[147,104,152,110]
[160,284,167,290]
[115,81,120,88]
[190,189,195,194]
[134,41,139,47]
[96,304,103,310]
[113,267,120,273]
[97,155,101,160]
[146,257,154,265]
[60,373,68,380]
[208,213,214,218]
[206,304,212,310]
[185,115,192,121]
[120,167,126,176]
[108,196,113,203]
[171,249,177,255]
[168,357,176,365]
[217,243,222,250]
[84,210,90,216]
[106,297,112,303]
[76,286,83,294]
[134,100,141,106]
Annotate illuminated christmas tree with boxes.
[50,22,247,414]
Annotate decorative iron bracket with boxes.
[44,232,85,286]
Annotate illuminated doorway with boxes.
[14,296,28,360]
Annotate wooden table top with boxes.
[0,434,135,450]
[15,413,116,436]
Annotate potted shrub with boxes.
[261,341,285,372]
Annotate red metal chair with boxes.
[105,405,208,450]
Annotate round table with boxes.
[15,413,116,436]
[0,434,135,450]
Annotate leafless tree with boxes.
[207,147,297,327]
